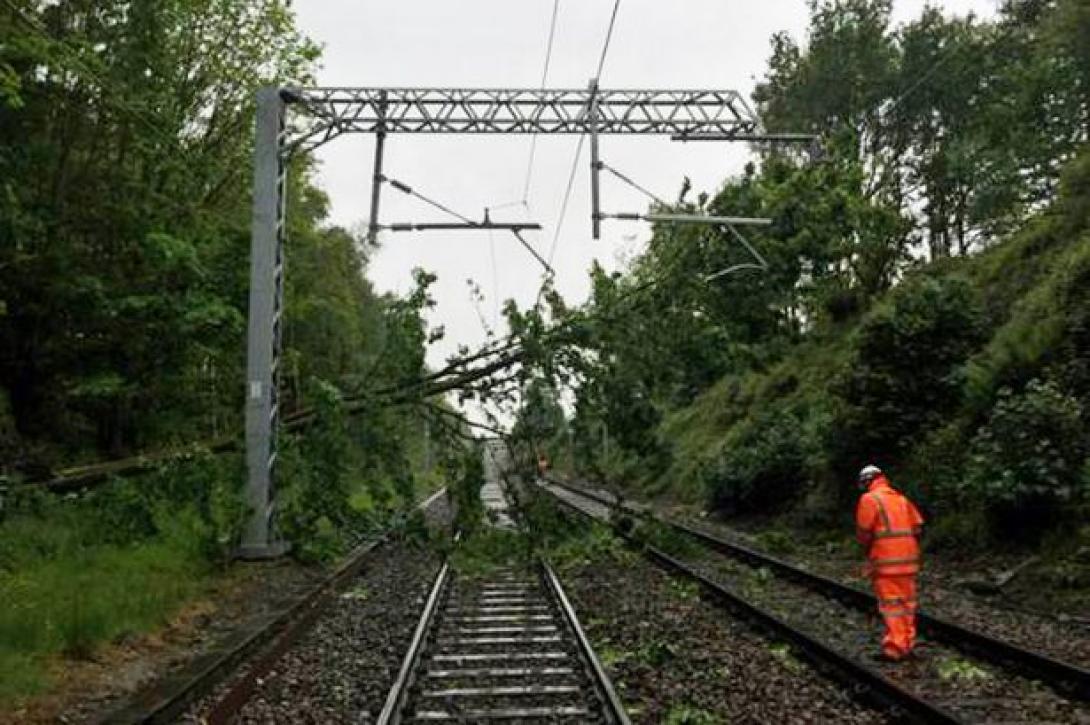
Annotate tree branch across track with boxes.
[19,344,529,494]
[20,299,602,494]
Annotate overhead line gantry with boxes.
[242,83,802,558]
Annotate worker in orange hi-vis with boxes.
[855,464,925,662]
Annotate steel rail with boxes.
[546,478,1090,703]
[99,488,448,725]
[379,553,627,719]
[539,482,961,724]
[541,560,632,725]
[378,561,451,725]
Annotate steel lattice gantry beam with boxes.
[240,85,766,558]
[283,87,761,148]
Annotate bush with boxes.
[963,379,1088,537]
[87,454,246,564]
[700,401,824,514]
[831,274,984,477]
[277,381,380,562]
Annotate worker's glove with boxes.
[859,562,874,579]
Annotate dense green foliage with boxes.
[0,1,448,471]
[516,0,1090,550]
[0,1,468,702]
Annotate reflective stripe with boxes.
[881,611,914,619]
[868,493,893,531]
[873,556,919,565]
[879,597,906,605]
[874,529,915,539]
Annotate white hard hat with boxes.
[858,465,882,484]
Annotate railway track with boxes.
[538,477,1090,724]
[377,541,628,721]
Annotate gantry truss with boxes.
[283,87,762,152]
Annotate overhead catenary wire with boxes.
[487,200,529,213]
[545,133,587,270]
[535,0,623,305]
[704,223,770,281]
[594,0,623,79]
[884,31,965,120]
[521,0,562,204]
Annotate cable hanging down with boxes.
[704,223,771,282]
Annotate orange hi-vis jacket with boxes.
[855,476,924,576]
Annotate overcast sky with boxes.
[293,0,997,420]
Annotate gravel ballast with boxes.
[686,516,1090,671]
[178,492,453,723]
[181,537,442,723]
[685,544,1090,723]
[559,547,886,724]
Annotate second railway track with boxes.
[539,476,1090,724]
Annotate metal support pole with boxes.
[367,93,388,246]
[367,131,387,245]
[589,78,602,240]
[240,87,290,559]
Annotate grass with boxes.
[450,528,531,575]
[546,522,632,571]
[0,455,425,706]
[664,704,720,724]
[0,521,207,703]
[658,706,719,723]
[631,518,701,559]
[767,642,804,674]
[936,656,992,683]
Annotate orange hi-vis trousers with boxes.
[873,574,918,659]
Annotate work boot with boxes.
[878,647,908,663]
